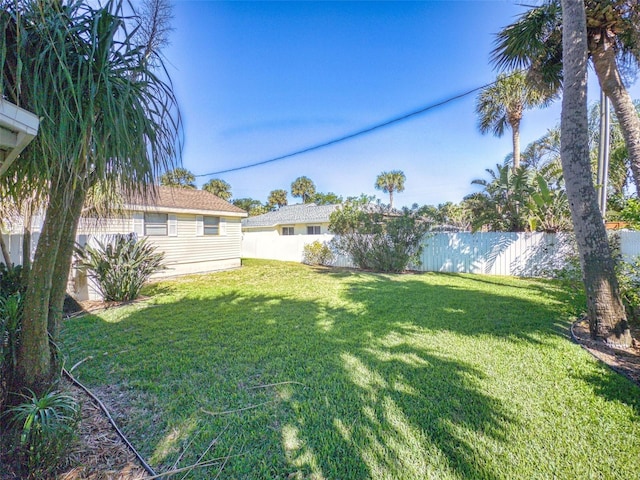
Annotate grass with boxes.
[60,259,640,479]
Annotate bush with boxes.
[0,291,23,413]
[0,264,25,297]
[75,234,165,302]
[619,198,640,229]
[329,197,433,273]
[615,256,640,323]
[5,389,79,478]
[302,241,334,266]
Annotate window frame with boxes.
[306,225,321,235]
[203,215,220,236]
[282,226,294,236]
[144,212,168,236]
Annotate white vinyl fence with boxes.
[5,230,640,284]
[242,231,640,277]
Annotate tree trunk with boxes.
[21,198,34,275]
[47,181,86,340]
[512,120,521,170]
[590,35,640,195]
[561,0,632,347]
[389,190,394,209]
[16,180,70,392]
[0,233,11,266]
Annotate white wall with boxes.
[242,230,333,263]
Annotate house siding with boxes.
[74,213,244,300]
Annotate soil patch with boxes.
[571,318,640,386]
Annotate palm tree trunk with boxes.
[47,180,87,340]
[512,121,521,170]
[16,179,70,391]
[561,0,631,347]
[590,37,640,194]
[389,190,394,209]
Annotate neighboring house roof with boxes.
[242,203,339,229]
[127,186,247,217]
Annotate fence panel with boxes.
[241,231,582,276]
[418,232,575,276]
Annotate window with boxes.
[144,213,168,236]
[282,226,294,236]
[204,216,220,235]
[307,225,321,235]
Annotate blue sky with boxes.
[164,0,640,208]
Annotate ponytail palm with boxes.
[0,0,180,390]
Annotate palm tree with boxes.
[267,189,288,210]
[291,176,316,204]
[476,72,553,170]
[1,0,180,390]
[469,162,533,231]
[160,167,196,188]
[493,0,640,194]
[203,178,232,200]
[559,0,631,346]
[375,170,406,208]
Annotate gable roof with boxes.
[127,186,247,217]
[242,203,338,228]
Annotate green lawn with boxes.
[60,259,640,479]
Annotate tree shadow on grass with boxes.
[59,268,630,479]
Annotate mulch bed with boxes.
[56,379,150,480]
[570,318,640,386]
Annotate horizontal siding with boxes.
[78,216,131,235]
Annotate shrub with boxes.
[0,264,25,297]
[615,256,640,323]
[0,292,23,413]
[329,197,433,273]
[619,198,640,229]
[75,234,165,302]
[302,241,334,266]
[5,389,79,478]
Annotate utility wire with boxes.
[195,77,508,178]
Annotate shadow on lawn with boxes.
[61,271,609,479]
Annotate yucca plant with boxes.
[5,389,79,478]
[75,234,165,302]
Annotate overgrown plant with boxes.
[75,234,165,302]
[5,389,79,478]
[619,198,640,229]
[302,241,334,266]
[0,265,25,411]
[616,257,640,323]
[0,264,24,297]
[329,197,433,273]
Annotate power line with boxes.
[195,78,504,178]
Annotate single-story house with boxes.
[241,203,339,262]
[74,186,247,300]
[242,203,338,236]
